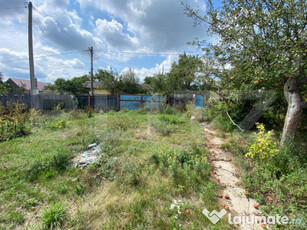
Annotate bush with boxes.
[162,106,179,115]
[41,202,66,229]
[151,119,172,136]
[150,144,210,189]
[52,152,71,171]
[157,114,183,124]
[120,161,142,186]
[0,102,37,141]
[44,120,69,130]
[241,139,307,230]
[245,123,279,160]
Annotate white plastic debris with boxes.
[72,144,101,168]
[88,143,97,148]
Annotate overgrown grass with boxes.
[41,202,66,229]
[0,108,230,229]
[224,130,307,230]
[204,98,307,229]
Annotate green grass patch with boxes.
[0,109,230,229]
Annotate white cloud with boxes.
[0,48,29,75]
[33,0,104,51]
[0,0,209,84]
[78,0,205,53]
[95,19,139,50]
[36,57,86,82]
[120,55,178,82]
[0,0,27,24]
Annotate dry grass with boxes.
[1,109,231,230]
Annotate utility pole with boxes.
[89,46,94,96]
[28,1,37,95]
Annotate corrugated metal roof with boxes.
[9,78,45,91]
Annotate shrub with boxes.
[0,102,36,141]
[44,120,68,130]
[157,114,183,124]
[85,105,93,118]
[162,106,178,115]
[150,144,209,189]
[41,202,66,229]
[52,152,70,171]
[151,119,172,136]
[245,123,279,160]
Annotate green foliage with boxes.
[94,68,118,94]
[0,110,225,229]
[242,142,307,229]
[228,132,307,230]
[52,152,71,171]
[149,143,210,190]
[144,76,154,85]
[151,118,173,136]
[41,202,66,229]
[0,102,37,141]
[157,114,184,125]
[47,75,89,94]
[186,0,307,87]
[185,0,307,137]
[150,112,186,136]
[167,53,203,92]
[44,120,69,130]
[246,123,279,160]
[150,54,203,93]
[120,161,142,186]
[117,68,148,94]
[0,73,9,94]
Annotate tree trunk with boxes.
[280,77,304,146]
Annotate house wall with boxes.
[94,89,111,95]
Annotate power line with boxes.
[32,4,69,30]
[1,50,88,63]
[32,6,46,18]
[95,49,202,56]
[0,7,26,10]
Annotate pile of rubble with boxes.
[72,143,101,168]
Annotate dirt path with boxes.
[203,124,263,230]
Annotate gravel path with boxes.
[204,125,264,230]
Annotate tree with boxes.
[0,72,7,94]
[94,69,118,95]
[118,69,145,94]
[149,54,203,94]
[151,73,168,94]
[185,0,307,145]
[168,53,203,91]
[49,75,89,94]
[144,76,155,85]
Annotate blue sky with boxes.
[0,0,221,83]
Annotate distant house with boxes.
[85,81,111,95]
[6,78,45,93]
[141,84,155,94]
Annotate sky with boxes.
[0,0,219,84]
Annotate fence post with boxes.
[117,93,120,111]
[140,95,143,107]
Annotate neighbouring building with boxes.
[6,78,45,93]
[141,84,155,94]
[85,81,111,95]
